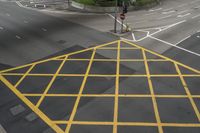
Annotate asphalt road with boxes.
[0,1,117,68]
[0,0,200,133]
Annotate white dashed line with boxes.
[23,20,28,23]
[144,12,155,16]
[177,10,189,15]
[192,14,200,19]
[177,4,187,8]
[5,13,10,17]
[163,8,173,12]
[149,8,162,12]
[162,10,176,15]
[177,13,191,18]
[158,15,172,20]
[41,28,47,32]
[16,35,22,39]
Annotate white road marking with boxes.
[16,35,21,39]
[197,35,200,38]
[158,15,172,20]
[132,33,136,42]
[145,12,155,16]
[162,10,176,15]
[5,13,10,17]
[0,26,4,30]
[192,14,200,19]
[175,35,191,45]
[133,20,186,42]
[41,28,47,32]
[149,8,162,12]
[194,5,200,9]
[163,8,173,12]
[0,124,7,133]
[177,10,189,15]
[107,13,127,28]
[190,0,200,4]
[23,20,28,23]
[16,1,23,7]
[177,4,187,8]
[149,36,200,57]
[177,13,191,18]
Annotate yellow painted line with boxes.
[65,49,96,133]
[0,75,64,133]
[2,73,199,78]
[23,93,198,98]
[98,47,139,50]
[142,50,163,133]
[15,65,35,87]
[122,40,200,74]
[36,55,69,107]
[52,120,200,127]
[174,63,200,121]
[0,40,118,74]
[113,40,120,133]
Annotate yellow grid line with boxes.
[52,120,200,127]
[122,40,200,74]
[23,93,200,98]
[1,40,200,133]
[0,75,64,133]
[14,64,35,87]
[142,50,163,133]
[65,48,96,133]
[36,55,69,107]
[174,63,200,121]
[113,40,120,133]
[52,59,169,62]
[0,40,118,74]
[2,73,200,77]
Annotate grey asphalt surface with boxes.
[0,0,200,133]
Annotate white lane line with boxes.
[192,14,200,19]
[149,36,200,57]
[177,4,187,8]
[158,15,172,20]
[177,10,189,15]
[175,35,191,45]
[194,5,200,9]
[0,124,7,133]
[15,35,21,39]
[132,33,136,42]
[162,10,176,15]
[106,13,127,28]
[163,8,173,12]
[177,13,191,18]
[5,13,10,17]
[41,28,47,32]
[0,26,4,30]
[132,20,186,42]
[145,12,155,16]
[23,20,28,23]
[190,0,200,4]
[149,8,162,12]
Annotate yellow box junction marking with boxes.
[0,40,200,133]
